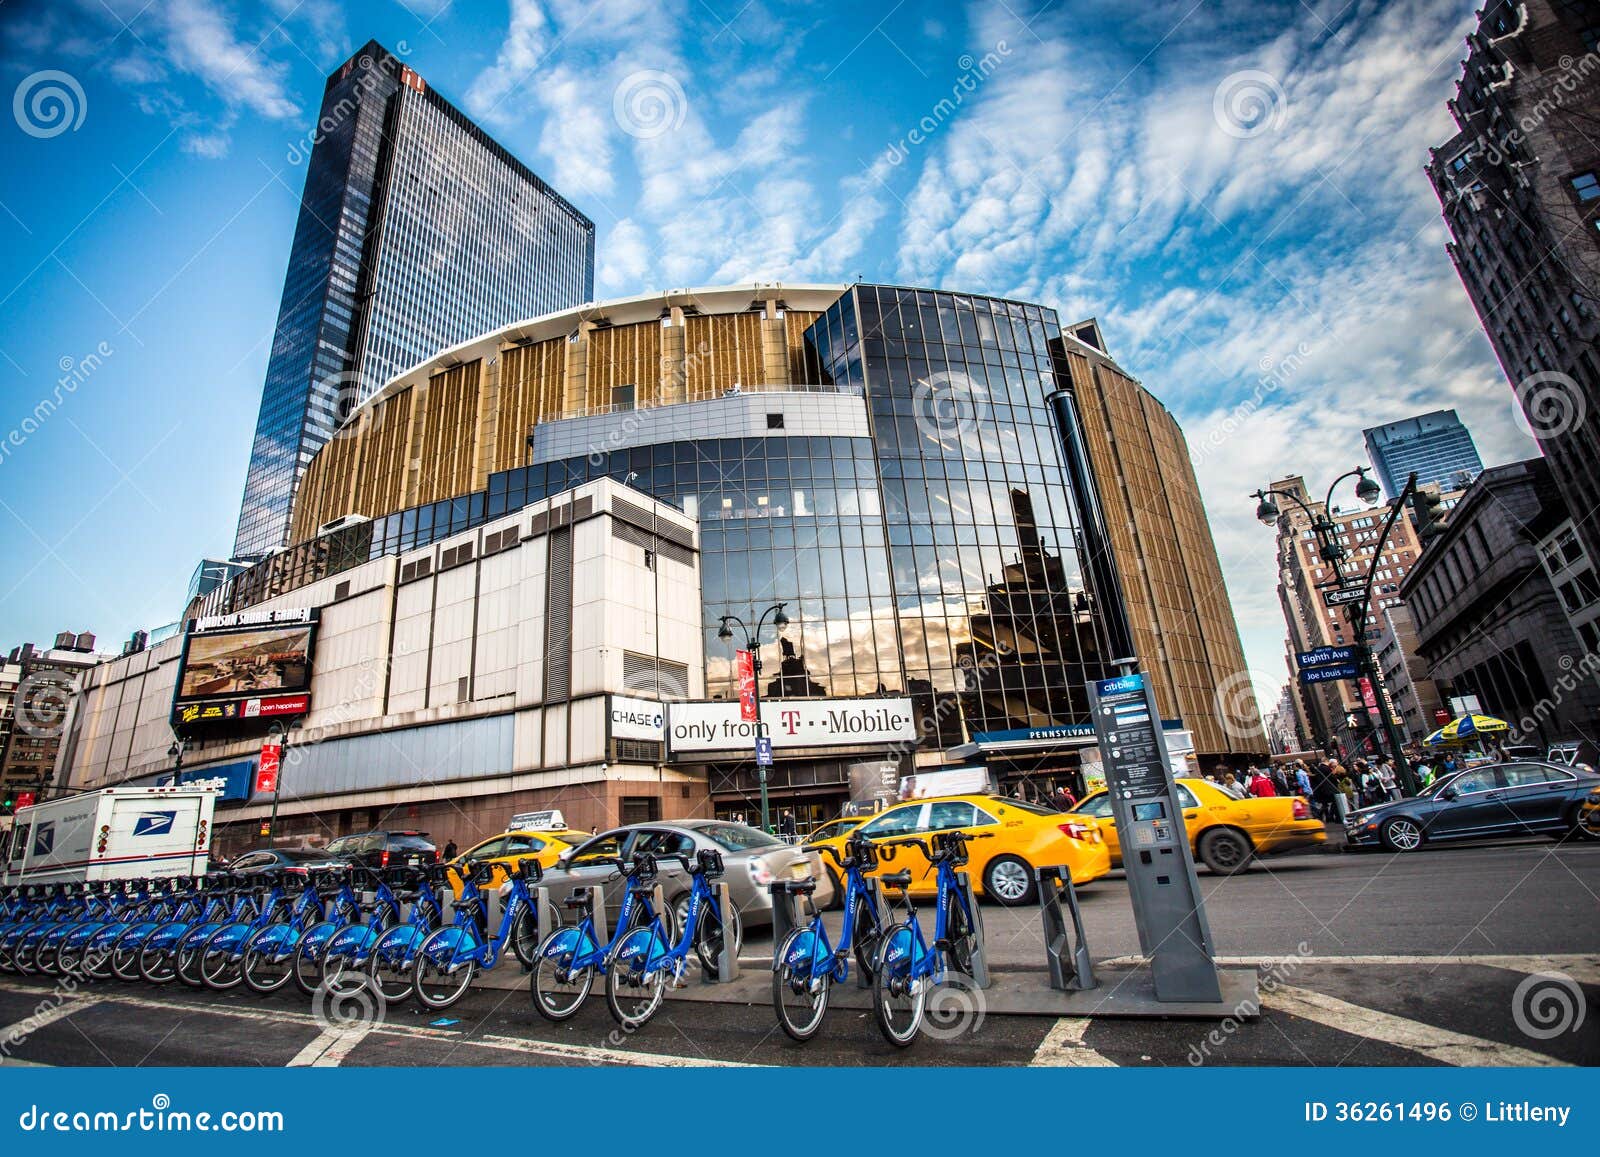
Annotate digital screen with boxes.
[177,625,313,701]
[1131,801,1167,821]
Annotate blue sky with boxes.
[0,0,1535,714]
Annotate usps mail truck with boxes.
[2,787,218,884]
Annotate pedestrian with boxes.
[1222,771,1243,798]
[443,837,458,861]
[1334,768,1356,821]
[1271,764,1291,796]
[1052,785,1076,812]
[779,811,797,841]
[1375,758,1398,800]
[1294,762,1313,798]
[1311,763,1338,820]
[1249,767,1276,797]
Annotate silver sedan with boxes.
[536,819,834,935]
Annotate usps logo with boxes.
[32,823,54,856]
[133,811,177,837]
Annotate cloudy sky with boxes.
[0,0,1533,713]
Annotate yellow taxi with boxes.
[805,793,1111,906]
[1580,785,1600,839]
[446,826,592,894]
[1073,776,1326,875]
[806,816,865,843]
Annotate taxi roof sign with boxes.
[508,809,567,832]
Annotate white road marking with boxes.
[0,995,101,1045]
[1264,984,1572,1067]
[1030,1017,1116,1067]
[288,1026,372,1068]
[0,981,751,1068]
[1100,952,1600,985]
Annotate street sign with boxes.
[754,736,774,767]
[1296,645,1356,669]
[1088,670,1221,1003]
[1299,663,1359,685]
[1323,587,1367,608]
[736,650,757,722]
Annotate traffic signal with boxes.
[1411,489,1445,541]
[1,789,13,815]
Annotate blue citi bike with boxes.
[363,865,455,1005]
[319,865,443,994]
[870,829,989,1047]
[409,857,545,1010]
[238,867,358,995]
[290,866,375,995]
[770,831,885,1041]
[527,853,669,1021]
[603,849,738,1031]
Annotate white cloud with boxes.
[161,0,299,120]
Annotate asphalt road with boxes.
[2,836,1595,1068]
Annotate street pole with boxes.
[267,731,287,846]
[751,648,768,834]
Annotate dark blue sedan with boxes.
[1345,762,1600,852]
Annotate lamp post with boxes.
[1251,468,1420,797]
[716,602,790,833]
[167,735,186,778]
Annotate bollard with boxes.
[534,886,558,945]
[953,870,991,989]
[589,886,610,945]
[704,881,741,984]
[768,881,802,951]
[1037,865,1097,991]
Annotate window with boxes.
[766,413,785,429]
[632,829,695,857]
[1571,172,1600,202]
[859,805,925,837]
[569,833,625,868]
[927,801,977,830]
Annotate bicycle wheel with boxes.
[604,928,667,1031]
[292,924,336,997]
[138,941,177,985]
[321,924,372,992]
[872,923,926,1047]
[509,907,542,969]
[692,897,742,976]
[529,928,592,1022]
[35,937,62,975]
[175,936,207,988]
[940,891,977,977]
[411,927,477,1011]
[241,926,296,995]
[851,894,881,983]
[112,928,151,981]
[14,936,41,975]
[772,927,830,1042]
[199,926,246,991]
[80,934,116,980]
[365,925,420,1006]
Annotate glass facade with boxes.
[1363,410,1484,498]
[233,41,595,557]
[218,283,1132,757]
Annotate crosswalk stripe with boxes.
[1030,1017,1116,1066]
[288,1026,372,1068]
[0,995,100,1048]
[1263,985,1572,1067]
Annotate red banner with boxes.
[736,650,758,722]
[256,741,282,795]
[1359,678,1378,711]
[14,791,35,810]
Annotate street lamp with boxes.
[1251,467,1419,796]
[167,735,186,776]
[716,602,790,833]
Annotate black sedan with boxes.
[222,848,351,875]
[1345,761,1600,852]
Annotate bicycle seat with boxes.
[561,887,594,910]
[772,879,816,896]
[880,870,913,890]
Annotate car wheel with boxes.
[1565,804,1600,842]
[982,854,1036,907]
[1379,816,1424,853]
[1198,827,1252,875]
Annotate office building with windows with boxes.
[135,283,1265,836]
[233,40,595,556]
[1426,1,1600,592]
[1362,409,1483,498]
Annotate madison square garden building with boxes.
[63,284,1262,846]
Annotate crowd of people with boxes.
[1204,755,1409,821]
